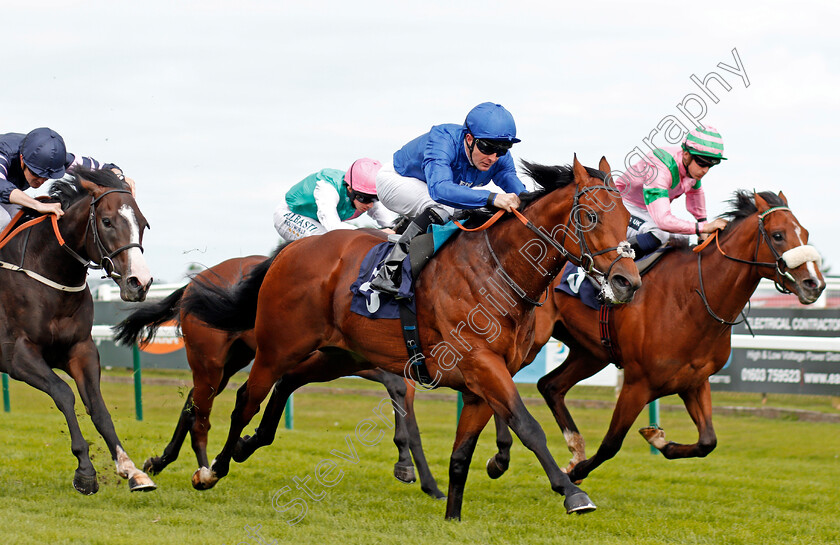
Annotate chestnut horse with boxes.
[183,156,642,520]
[0,168,156,494]
[113,253,445,499]
[484,191,825,483]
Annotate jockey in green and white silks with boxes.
[273,159,395,242]
[615,125,730,257]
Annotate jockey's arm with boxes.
[313,181,354,231]
[8,188,64,218]
[366,201,398,230]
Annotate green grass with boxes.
[0,370,838,545]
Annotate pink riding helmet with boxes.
[345,158,381,195]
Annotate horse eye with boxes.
[772,232,784,242]
[588,212,598,224]
[102,218,113,228]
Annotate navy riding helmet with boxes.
[21,128,69,179]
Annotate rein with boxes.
[456,184,634,306]
[692,206,794,325]
[0,189,141,292]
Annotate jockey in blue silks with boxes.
[370,102,527,296]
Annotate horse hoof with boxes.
[129,474,157,492]
[639,425,666,447]
[232,437,253,464]
[393,463,416,484]
[192,467,218,490]
[564,491,597,515]
[423,487,446,500]
[73,470,99,495]
[143,456,162,475]
[486,456,508,479]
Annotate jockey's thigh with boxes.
[624,204,669,244]
[0,203,21,233]
[273,204,327,243]
[376,163,455,219]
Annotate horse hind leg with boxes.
[639,381,717,459]
[144,388,196,475]
[401,382,445,499]
[486,414,512,480]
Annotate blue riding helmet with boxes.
[464,102,521,143]
[21,128,68,179]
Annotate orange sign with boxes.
[139,320,185,354]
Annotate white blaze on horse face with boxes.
[119,204,152,285]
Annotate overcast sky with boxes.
[6,1,838,282]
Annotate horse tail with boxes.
[112,286,186,346]
[182,243,287,332]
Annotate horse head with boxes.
[72,169,153,302]
[752,191,825,304]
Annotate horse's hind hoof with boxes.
[486,455,508,479]
[393,463,416,484]
[564,491,597,514]
[129,474,157,492]
[73,470,99,495]
[423,486,446,500]
[143,456,162,475]
[232,436,256,464]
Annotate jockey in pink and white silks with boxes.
[615,125,729,257]
[273,158,395,243]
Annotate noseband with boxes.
[61,189,144,280]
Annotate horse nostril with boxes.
[127,276,141,290]
[612,275,630,289]
[803,278,819,291]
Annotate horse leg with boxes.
[197,348,365,489]
[143,388,196,474]
[567,381,650,483]
[6,341,100,494]
[189,341,254,471]
[538,346,610,475]
[640,380,717,459]
[445,392,494,521]
[401,380,445,499]
[485,414,513,479]
[455,353,595,517]
[68,341,156,492]
[355,368,416,484]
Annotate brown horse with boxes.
[0,168,156,494]
[113,253,445,499]
[183,156,642,520]
[484,190,826,483]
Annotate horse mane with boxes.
[720,190,786,232]
[456,160,605,226]
[47,167,128,209]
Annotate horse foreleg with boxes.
[640,380,717,459]
[445,392,494,521]
[485,414,513,479]
[538,347,609,476]
[355,368,416,484]
[69,342,156,492]
[467,355,595,516]
[401,381,445,499]
[7,342,99,494]
[568,381,649,483]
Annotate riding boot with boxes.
[370,207,447,296]
[627,232,662,260]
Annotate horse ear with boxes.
[598,156,611,175]
[78,177,105,199]
[778,191,788,205]
[754,191,771,213]
[572,154,590,185]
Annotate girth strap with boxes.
[598,304,620,368]
[398,301,435,388]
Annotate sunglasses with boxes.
[352,191,377,204]
[691,154,721,168]
[474,139,512,157]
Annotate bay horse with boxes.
[484,190,825,483]
[0,168,156,494]
[183,156,642,520]
[113,252,446,499]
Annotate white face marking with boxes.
[118,204,152,286]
